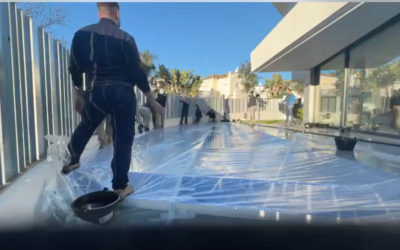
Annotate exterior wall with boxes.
[314,75,341,125]
[252,1,400,138]
[252,3,400,72]
[217,76,230,97]
[294,70,312,123]
[229,73,247,99]
[255,83,269,98]
[199,72,247,99]
[303,84,314,123]
[292,71,310,85]
[272,3,296,16]
[251,2,348,72]
[199,78,214,95]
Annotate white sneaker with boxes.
[114,185,134,201]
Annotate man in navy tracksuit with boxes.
[63,2,163,199]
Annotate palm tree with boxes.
[238,60,258,94]
[189,74,202,96]
[170,69,181,94]
[140,50,157,77]
[179,69,194,91]
[264,73,293,97]
[155,64,172,91]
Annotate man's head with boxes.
[97,2,120,27]
[286,88,292,94]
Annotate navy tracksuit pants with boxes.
[68,83,136,189]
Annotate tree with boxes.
[156,65,201,95]
[179,69,194,91]
[189,74,202,96]
[140,50,158,77]
[290,81,304,95]
[263,74,303,98]
[238,61,258,94]
[170,69,181,94]
[18,3,68,44]
[367,59,400,98]
[264,73,289,97]
[155,64,172,91]
[155,64,171,82]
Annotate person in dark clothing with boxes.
[156,92,167,107]
[222,95,230,122]
[142,91,167,130]
[138,103,151,133]
[292,98,302,124]
[155,91,167,128]
[63,2,163,199]
[390,89,400,128]
[247,91,257,126]
[194,104,203,124]
[180,94,190,125]
[206,109,216,122]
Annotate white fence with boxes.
[0,2,284,186]
[0,3,80,185]
[135,94,284,122]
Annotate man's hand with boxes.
[151,101,164,115]
[144,91,164,115]
[74,89,84,114]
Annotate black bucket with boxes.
[334,136,357,151]
[72,190,120,224]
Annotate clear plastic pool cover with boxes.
[42,123,400,225]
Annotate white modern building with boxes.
[251,2,400,135]
[255,82,270,98]
[199,69,247,98]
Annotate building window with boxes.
[321,97,336,112]
[316,52,345,126]
[347,19,400,132]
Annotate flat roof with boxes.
[203,74,228,80]
[251,2,400,72]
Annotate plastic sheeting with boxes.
[43,123,400,225]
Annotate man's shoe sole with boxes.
[61,163,80,175]
[114,186,134,201]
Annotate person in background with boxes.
[63,2,163,199]
[155,89,167,128]
[97,115,113,148]
[284,88,296,125]
[390,89,400,129]
[247,91,257,126]
[222,95,230,122]
[206,109,216,122]
[137,104,151,133]
[139,90,166,131]
[180,90,191,125]
[194,104,203,124]
[292,98,303,125]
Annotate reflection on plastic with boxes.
[43,123,400,225]
[45,135,69,162]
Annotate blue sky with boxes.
[41,2,291,81]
